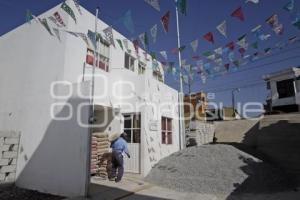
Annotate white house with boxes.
[264,67,300,113]
[0,0,181,197]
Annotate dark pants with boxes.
[111,151,124,181]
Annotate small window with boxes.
[125,53,135,71]
[276,79,295,99]
[138,62,146,75]
[153,70,163,82]
[86,47,109,72]
[161,117,172,145]
[123,113,141,144]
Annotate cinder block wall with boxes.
[0,131,20,182]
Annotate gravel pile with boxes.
[0,185,64,200]
[146,144,294,194]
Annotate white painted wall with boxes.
[0,3,90,197]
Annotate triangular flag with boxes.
[39,18,53,36]
[259,34,271,41]
[103,26,115,47]
[226,42,235,51]
[214,47,223,56]
[228,51,235,62]
[54,12,66,27]
[160,51,168,60]
[77,33,89,46]
[139,32,147,49]
[273,24,284,35]
[116,39,123,50]
[264,47,271,54]
[289,36,299,44]
[176,0,187,16]
[231,6,245,21]
[150,52,156,60]
[123,39,129,50]
[266,14,279,28]
[233,60,240,67]
[26,9,33,24]
[61,2,76,23]
[144,0,160,11]
[216,20,227,37]
[202,51,212,57]
[251,25,262,38]
[203,32,214,44]
[283,0,294,12]
[238,48,246,56]
[122,10,135,34]
[48,16,62,27]
[72,0,82,15]
[133,39,139,53]
[190,39,198,52]
[237,34,248,48]
[53,28,61,41]
[251,41,258,49]
[161,11,170,33]
[246,0,259,4]
[150,24,158,43]
[192,55,201,60]
[87,30,96,48]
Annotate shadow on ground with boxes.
[87,183,171,200]
[222,118,300,199]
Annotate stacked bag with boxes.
[91,132,112,178]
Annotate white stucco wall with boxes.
[0,3,91,197]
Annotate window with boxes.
[277,79,295,99]
[153,70,163,82]
[125,53,135,71]
[161,117,172,145]
[85,38,110,72]
[123,113,141,143]
[138,62,146,75]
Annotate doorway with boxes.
[123,113,141,173]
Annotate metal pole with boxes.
[175,2,185,149]
[90,7,99,122]
[85,7,99,197]
[232,90,235,117]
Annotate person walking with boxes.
[110,133,130,182]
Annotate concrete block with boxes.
[0,131,20,138]
[0,173,5,181]
[0,165,16,173]
[0,138,4,146]
[11,159,17,165]
[0,145,10,152]
[4,138,19,145]
[12,145,19,152]
[3,151,18,159]
[0,159,9,166]
[5,172,15,181]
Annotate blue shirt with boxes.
[111,137,129,155]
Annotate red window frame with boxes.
[161,117,172,145]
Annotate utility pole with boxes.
[90,7,99,123]
[175,1,185,149]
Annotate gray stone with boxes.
[0,159,9,166]
[0,145,10,152]
[0,165,16,173]
[0,173,5,181]
[3,151,18,159]
[0,138,4,146]
[4,138,19,145]
[5,172,15,181]
[11,159,17,165]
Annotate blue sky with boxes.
[1,0,300,112]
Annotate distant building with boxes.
[264,67,300,113]
[206,107,239,121]
[184,92,207,123]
